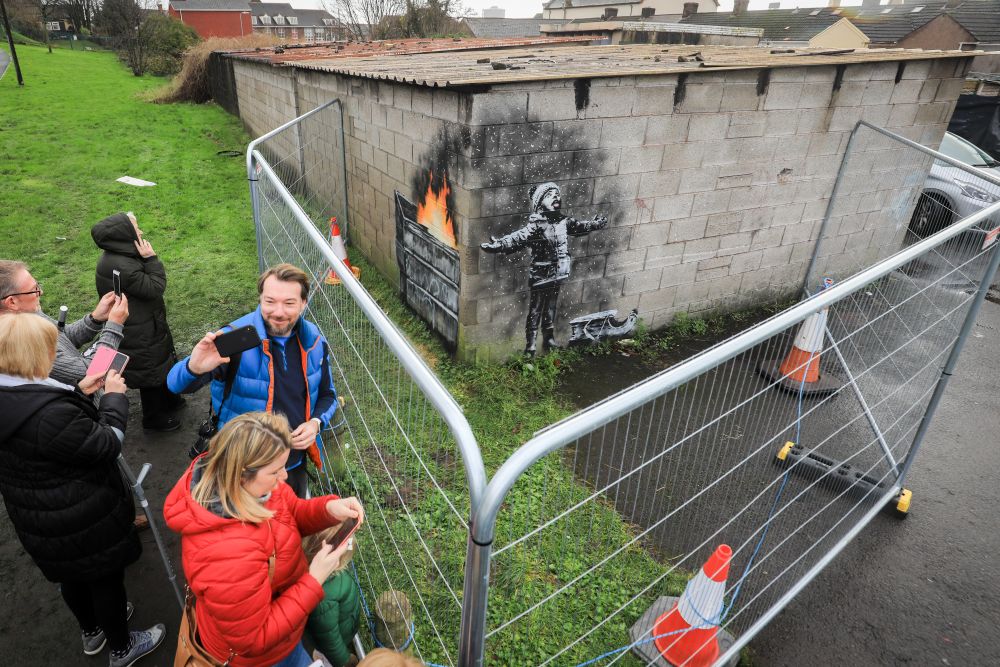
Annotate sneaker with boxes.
[109,624,166,667]
[81,602,135,655]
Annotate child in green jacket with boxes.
[304,523,362,667]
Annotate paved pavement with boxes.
[0,48,10,81]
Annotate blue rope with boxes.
[571,279,833,665]
[348,561,419,653]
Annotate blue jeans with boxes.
[271,642,312,667]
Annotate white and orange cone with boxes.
[325,218,359,285]
[653,544,732,667]
[760,282,842,396]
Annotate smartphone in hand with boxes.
[213,325,262,358]
[112,269,122,298]
[86,347,130,376]
[328,518,359,550]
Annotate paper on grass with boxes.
[116,176,157,187]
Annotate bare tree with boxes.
[320,0,404,41]
[64,0,98,32]
[96,0,157,75]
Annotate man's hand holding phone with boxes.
[188,330,230,375]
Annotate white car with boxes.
[909,132,1000,238]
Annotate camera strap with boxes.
[210,353,242,429]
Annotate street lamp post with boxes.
[0,0,24,85]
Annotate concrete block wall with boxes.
[226,53,972,361]
[457,57,971,358]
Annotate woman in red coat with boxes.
[164,411,364,667]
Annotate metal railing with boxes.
[247,101,1000,667]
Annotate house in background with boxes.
[249,3,341,41]
[458,16,570,39]
[168,0,254,39]
[679,0,1000,51]
[542,0,719,22]
[170,0,339,41]
[809,17,871,49]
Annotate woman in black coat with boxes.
[91,212,183,431]
[0,312,164,665]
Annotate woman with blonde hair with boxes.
[356,648,425,667]
[0,312,165,666]
[164,411,364,667]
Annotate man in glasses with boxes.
[0,260,129,387]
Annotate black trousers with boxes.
[60,569,129,651]
[286,462,309,498]
[139,382,182,421]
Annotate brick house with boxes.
[168,0,253,39]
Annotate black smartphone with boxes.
[328,518,359,550]
[213,325,262,358]
[112,269,122,298]
[108,351,129,375]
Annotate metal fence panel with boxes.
[466,125,1000,667]
[247,100,486,667]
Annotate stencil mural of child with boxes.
[304,523,362,667]
[480,182,608,356]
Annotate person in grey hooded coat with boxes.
[91,212,183,431]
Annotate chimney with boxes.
[682,2,699,18]
[733,0,750,16]
[828,0,841,7]
[768,1,779,7]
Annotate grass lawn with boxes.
[0,44,258,345]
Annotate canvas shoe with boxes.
[108,623,165,667]
[81,601,135,655]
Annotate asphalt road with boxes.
[0,48,10,81]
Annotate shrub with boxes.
[155,34,280,104]
[144,14,199,76]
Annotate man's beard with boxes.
[265,318,297,337]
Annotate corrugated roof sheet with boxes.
[225,43,972,88]
[461,17,569,39]
[225,36,596,65]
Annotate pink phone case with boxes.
[86,347,117,376]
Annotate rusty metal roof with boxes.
[223,36,596,66]
[228,43,975,88]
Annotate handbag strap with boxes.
[209,352,242,429]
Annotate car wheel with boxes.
[908,193,952,238]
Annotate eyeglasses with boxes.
[2,283,42,299]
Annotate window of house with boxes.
[323,18,333,25]
[641,7,654,18]
[603,8,618,19]
[275,15,285,24]
[261,15,272,24]
[251,15,258,24]
[288,16,298,24]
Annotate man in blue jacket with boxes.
[167,263,337,496]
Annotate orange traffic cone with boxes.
[759,305,842,396]
[653,544,732,667]
[325,218,359,285]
